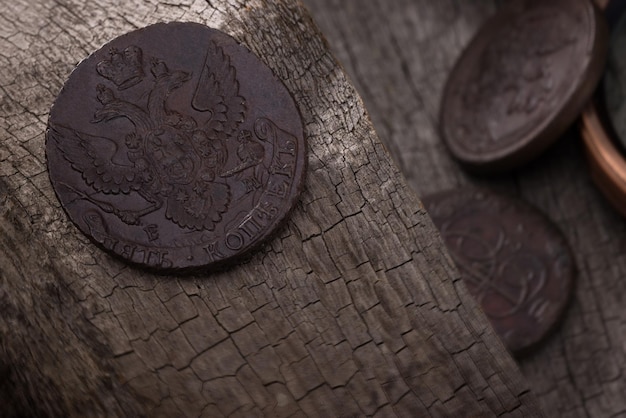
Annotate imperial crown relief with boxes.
[46,22,306,271]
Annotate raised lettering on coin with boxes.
[46,22,306,271]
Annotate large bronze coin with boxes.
[46,22,306,271]
[423,188,575,354]
[440,0,607,172]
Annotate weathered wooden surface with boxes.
[303,0,626,417]
[0,0,541,417]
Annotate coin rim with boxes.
[582,0,626,217]
[439,0,608,172]
[45,21,308,273]
[423,187,576,355]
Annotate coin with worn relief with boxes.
[440,0,607,172]
[423,188,575,354]
[46,22,306,271]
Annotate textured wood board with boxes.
[303,0,626,417]
[0,0,541,416]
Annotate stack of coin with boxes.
[434,0,610,354]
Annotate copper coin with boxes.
[440,0,607,172]
[46,22,306,271]
[582,1,626,218]
[423,188,575,354]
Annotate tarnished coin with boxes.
[46,22,306,271]
[423,188,575,354]
[440,0,607,172]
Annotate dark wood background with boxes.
[304,0,626,417]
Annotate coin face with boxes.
[423,188,575,354]
[46,22,306,271]
[604,6,626,151]
[440,0,607,172]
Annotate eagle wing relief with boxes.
[192,40,246,141]
[48,123,143,195]
[52,40,250,233]
[162,40,248,232]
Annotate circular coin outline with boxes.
[46,22,307,272]
[439,0,607,172]
[423,188,575,355]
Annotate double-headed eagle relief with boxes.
[50,42,242,231]
[46,23,305,270]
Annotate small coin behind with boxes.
[423,188,575,355]
[46,22,307,272]
[440,0,607,172]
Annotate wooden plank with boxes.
[0,0,541,416]
[304,0,626,416]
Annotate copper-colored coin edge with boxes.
[581,102,626,215]
[581,2,626,217]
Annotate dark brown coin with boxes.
[440,0,607,172]
[46,22,306,271]
[423,188,575,354]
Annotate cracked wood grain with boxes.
[1,0,541,416]
[303,0,626,417]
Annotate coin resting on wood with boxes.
[423,188,575,355]
[439,0,607,172]
[45,22,306,271]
